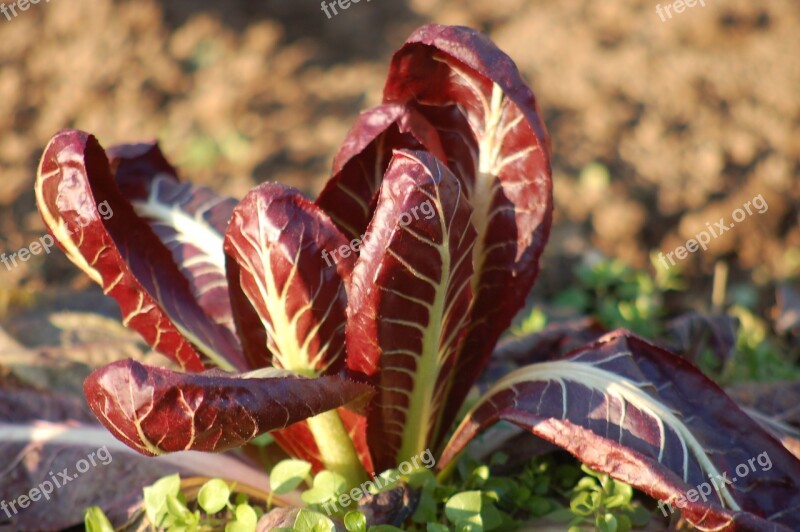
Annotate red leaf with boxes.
[316,103,447,242]
[108,142,240,340]
[346,150,476,470]
[84,360,372,456]
[382,24,554,444]
[441,330,800,531]
[224,183,354,374]
[35,130,245,372]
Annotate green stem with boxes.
[306,410,367,489]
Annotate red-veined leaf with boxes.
[346,150,476,471]
[108,142,239,338]
[440,330,800,531]
[84,359,372,456]
[316,103,446,242]
[35,130,245,372]
[0,378,288,530]
[224,183,373,479]
[382,24,553,445]
[223,182,354,374]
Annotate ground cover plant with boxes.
[28,23,800,531]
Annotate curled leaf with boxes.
[316,104,447,242]
[441,330,800,531]
[35,130,245,372]
[84,359,372,456]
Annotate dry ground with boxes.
[0,0,798,316]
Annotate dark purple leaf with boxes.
[665,312,738,365]
[106,141,179,196]
[477,318,607,394]
[494,318,608,365]
[382,24,553,443]
[728,381,800,458]
[728,381,800,430]
[108,142,239,338]
[346,150,476,471]
[316,104,447,242]
[440,330,800,531]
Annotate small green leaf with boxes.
[446,491,503,530]
[198,479,231,514]
[525,495,552,517]
[301,470,347,505]
[615,514,632,532]
[84,506,114,532]
[294,509,336,532]
[427,524,450,532]
[271,459,313,495]
[445,491,483,524]
[470,465,490,487]
[570,491,598,516]
[480,498,503,530]
[596,512,617,532]
[143,474,181,526]
[407,468,436,489]
[604,482,633,508]
[225,504,259,532]
[238,504,258,524]
[344,510,367,532]
[166,494,191,520]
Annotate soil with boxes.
[0,0,798,319]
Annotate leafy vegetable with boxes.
[28,22,800,532]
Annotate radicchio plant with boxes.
[33,24,800,530]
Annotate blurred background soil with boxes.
[0,0,798,330]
